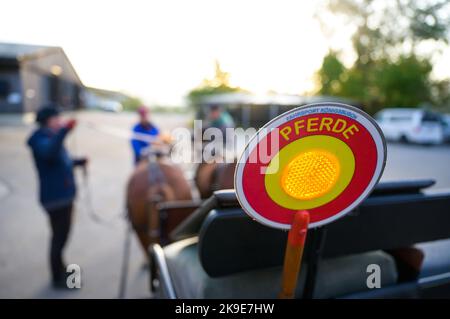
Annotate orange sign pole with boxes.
[279,210,310,299]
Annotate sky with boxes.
[1,0,448,106]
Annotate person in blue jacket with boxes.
[27,105,87,288]
[131,106,160,164]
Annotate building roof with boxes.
[198,92,359,107]
[0,42,83,86]
[85,86,130,101]
[199,92,303,106]
[0,42,57,59]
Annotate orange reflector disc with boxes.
[281,150,340,200]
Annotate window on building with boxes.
[0,79,11,99]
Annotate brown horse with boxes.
[195,161,237,199]
[126,150,236,256]
[126,156,192,254]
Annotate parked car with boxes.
[99,100,123,112]
[441,114,450,143]
[375,108,444,145]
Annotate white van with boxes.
[375,108,444,145]
[99,100,123,113]
[442,114,450,142]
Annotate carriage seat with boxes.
[170,179,437,242]
[417,239,450,278]
[162,237,397,298]
[343,239,450,299]
[151,180,450,298]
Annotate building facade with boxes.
[0,42,84,113]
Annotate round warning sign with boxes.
[234,103,386,230]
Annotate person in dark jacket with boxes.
[27,105,87,288]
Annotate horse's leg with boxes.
[127,205,151,258]
[146,182,177,246]
[215,162,237,190]
[146,188,161,246]
[127,162,153,257]
[128,201,151,257]
[194,162,218,199]
[127,159,194,258]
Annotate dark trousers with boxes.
[46,204,73,283]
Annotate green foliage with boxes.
[318,52,435,113]
[316,0,450,113]
[409,1,449,43]
[317,52,346,96]
[150,105,191,114]
[188,84,242,105]
[431,79,450,112]
[121,96,143,112]
[187,60,244,107]
[373,56,433,107]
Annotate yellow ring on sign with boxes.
[264,135,355,210]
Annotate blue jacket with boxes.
[131,122,159,164]
[27,127,77,210]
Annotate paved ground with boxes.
[382,143,450,191]
[0,110,191,299]
[1,110,450,299]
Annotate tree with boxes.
[373,56,433,107]
[121,96,143,112]
[326,0,449,60]
[187,60,245,107]
[316,0,450,113]
[431,79,450,112]
[317,52,436,112]
[316,51,346,96]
